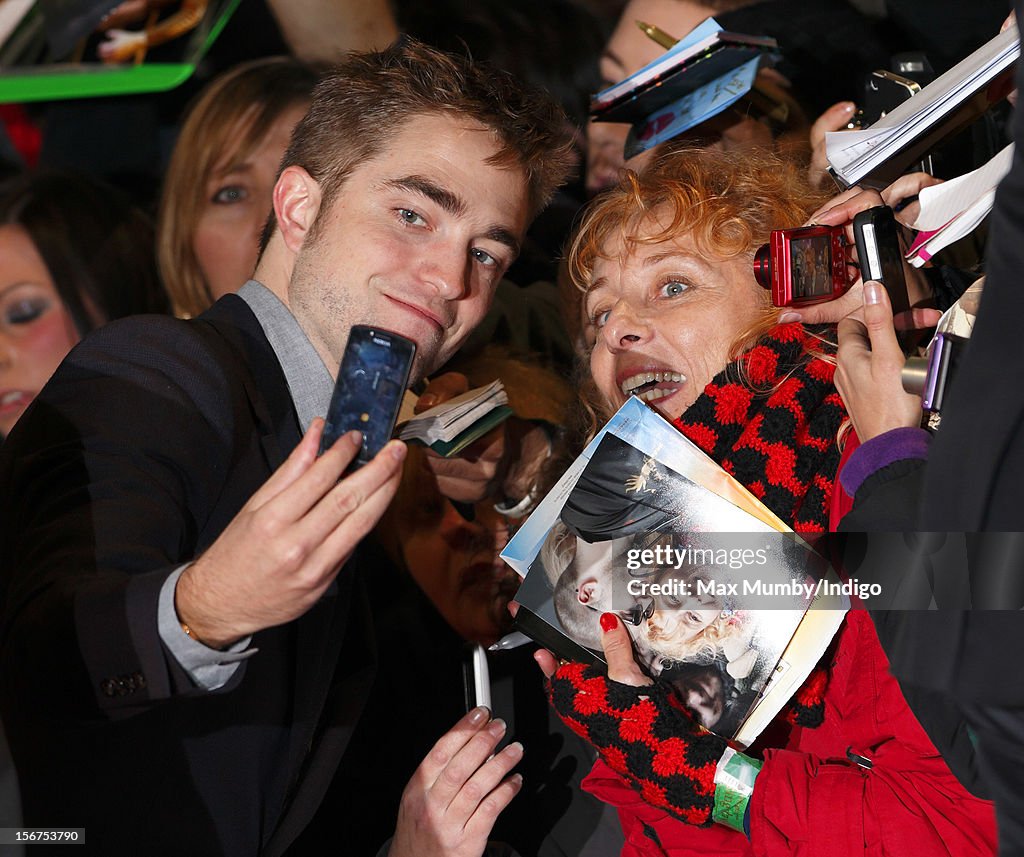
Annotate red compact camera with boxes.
[753,224,850,307]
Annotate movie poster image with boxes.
[504,398,840,743]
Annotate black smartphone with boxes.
[753,224,850,308]
[320,325,416,467]
[853,205,911,317]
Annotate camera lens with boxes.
[753,244,772,289]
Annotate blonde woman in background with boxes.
[158,57,318,317]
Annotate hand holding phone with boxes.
[852,205,911,317]
[321,325,416,467]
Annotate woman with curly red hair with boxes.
[540,144,996,857]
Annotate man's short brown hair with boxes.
[261,38,575,252]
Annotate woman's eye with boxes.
[397,208,426,226]
[661,280,690,298]
[470,247,497,268]
[211,185,248,204]
[4,298,47,325]
[590,308,610,328]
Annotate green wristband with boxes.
[712,747,763,833]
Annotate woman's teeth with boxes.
[620,371,686,402]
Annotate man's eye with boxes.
[397,208,426,226]
[5,298,47,325]
[470,247,497,268]
[211,185,248,204]
[661,280,690,298]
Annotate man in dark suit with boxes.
[0,40,573,856]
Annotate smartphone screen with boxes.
[320,326,416,466]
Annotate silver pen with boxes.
[488,631,532,652]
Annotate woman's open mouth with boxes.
[619,370,686,403]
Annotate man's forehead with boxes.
[346,113,529,230]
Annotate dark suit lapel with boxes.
[264,566,377,857]
[198,297,374,853]
[197,296,303,467]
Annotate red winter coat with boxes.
[581,610,996,857]
[577,335,996,855]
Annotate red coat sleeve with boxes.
[582,611,997,857]
[748,611,997,857]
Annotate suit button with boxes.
[100,679,118,697]
[133,671,146,689]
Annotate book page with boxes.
[826,24,1018,181]
[592,17,724,108]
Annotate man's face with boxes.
[286,113,531,383]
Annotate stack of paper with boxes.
[398,380,512,457]
[826,25,1018,188]
[905,144,1013,266]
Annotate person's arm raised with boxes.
[175,419,405,648]
[835,282,935,442]
[265,0,398,64]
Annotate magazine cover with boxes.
[502,397,847,745]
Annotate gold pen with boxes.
[636,19,678,50]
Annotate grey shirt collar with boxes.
[237,280,334,431]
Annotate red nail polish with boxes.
[600,612,618,633]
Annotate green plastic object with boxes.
[0,0,242,102]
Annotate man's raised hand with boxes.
[175,418,405,648]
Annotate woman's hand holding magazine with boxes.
[542,613,751,830]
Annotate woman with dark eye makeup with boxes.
[0,171,168,440]
[158,57,318,318]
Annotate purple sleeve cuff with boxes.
[840,427,931,498]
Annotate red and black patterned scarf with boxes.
[673,322,846,535]
[547,326,848,825]
[675,322,846,725]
